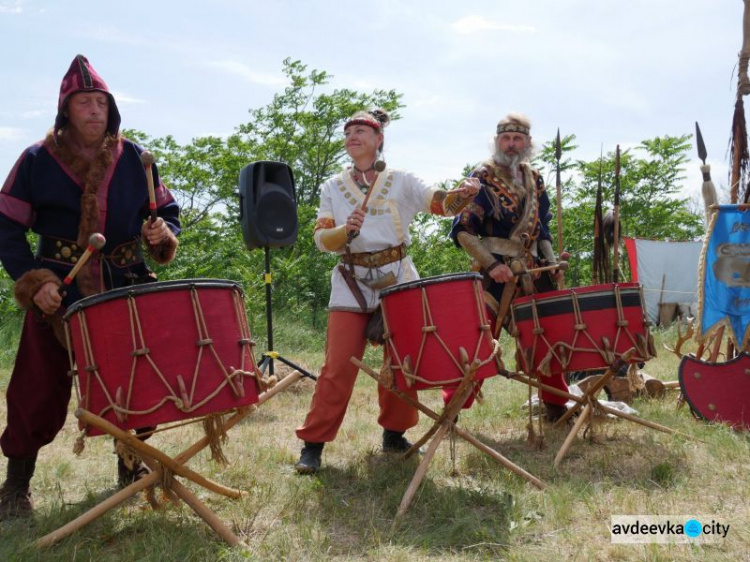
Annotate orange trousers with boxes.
[296,310,418,443]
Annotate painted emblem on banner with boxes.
[698,205,750,347]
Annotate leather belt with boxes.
[344,243,406,268]
[37,236,142,268]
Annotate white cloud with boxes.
[0,127,26,142]
[20,109,46,119]
[73,26,144,46]
[203,61,285,86]
[0,0,24,14]
[110,90,146,105]
[451,15,536,35]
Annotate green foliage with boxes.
[0,59,707,370]
[408,212,471,279]
[118,58,404,334]
[536,133,703,286]
[236,58,404,205]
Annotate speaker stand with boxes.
[257,246,317,381]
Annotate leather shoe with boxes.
[295,442,324,474]
[382,429,413,453]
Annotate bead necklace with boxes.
[350,167,374,193]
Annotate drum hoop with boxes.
[512,287,642,323]
[64,278,243,319]
[379,272,482,298]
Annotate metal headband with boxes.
[496,123,530,135]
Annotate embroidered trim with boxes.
[314,217,335,233]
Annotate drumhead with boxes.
[379,272,482,299]
[64,278,243,319]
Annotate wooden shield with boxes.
[678,352,750,430]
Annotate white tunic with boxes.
[315,168,439,312]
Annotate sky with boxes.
[0,1,742,205]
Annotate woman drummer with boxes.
[294,109,480,473]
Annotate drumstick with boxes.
[348,174,379,241]
[59,233,106,294]
[140,151,158,223]
[519,261,569,277]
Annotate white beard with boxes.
[492,144,532,179]
[493,150,522,173]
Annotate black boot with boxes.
[115,435,151,489]
[0,456,36,521]
[382,429,413,453]
[295,442,324,474]
[117,456,150,489]
[544,402,568,423]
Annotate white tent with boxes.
[624,238,702,324]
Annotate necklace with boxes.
[350,168,372,193]
[352,163,375,174]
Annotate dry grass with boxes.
[0,325,749,561]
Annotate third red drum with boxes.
[511,282,655,377]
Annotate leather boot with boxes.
[295,442,324,474]
[115,433,151,489]
[382,429,413,453]
[543,402,568,423]
[0,456,36,521]
[117,456,150,489]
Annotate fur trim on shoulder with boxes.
[145,228,179,264]
[14,268,62,309]
[45,131,117,246]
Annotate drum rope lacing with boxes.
[517,285,655,378]
[69,286,266,449]
[383,279,501,388]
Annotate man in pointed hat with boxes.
[0,55,181,520]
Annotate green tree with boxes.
[236,58,404,205]
[122,59,406,327]
[536,134,703,286]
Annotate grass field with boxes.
[0,320,748,561]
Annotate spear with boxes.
[731,0,750,203]
[695,122,718,223]
[612,145,622,283]
[554,128,563,257]
[695,121,707,165]
[592,147,605,285]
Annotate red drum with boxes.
[64,279,260,436]
[511,283,655,377]
[380,273,499,391]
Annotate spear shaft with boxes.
[593,148,604,285]
[555,128,563,257]
[612,145,622,283]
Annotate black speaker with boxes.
[239,161,298,250]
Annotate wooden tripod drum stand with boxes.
[36,372,302,548]
[352,358,546,521]
[507,282,692,465]
[354,273,547,520]
[502,359,694,467]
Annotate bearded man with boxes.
[449,113,569,421]
[0,55,180,520]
